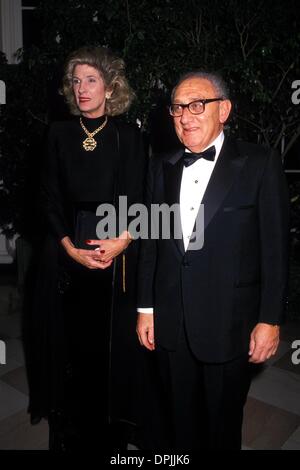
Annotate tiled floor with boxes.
[0,274,49,450]
[0,278,300,450]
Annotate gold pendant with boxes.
[82,136,97,151]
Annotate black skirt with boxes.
[61,261,113,426]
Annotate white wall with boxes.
[0,0,22,64]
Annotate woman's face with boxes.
[72,64,109,118]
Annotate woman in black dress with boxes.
[26,46,146,451]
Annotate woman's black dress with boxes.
[25,115,147,449]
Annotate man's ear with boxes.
[219,99,232,124]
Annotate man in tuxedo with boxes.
[136,71,289,450]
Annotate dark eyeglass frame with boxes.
[169,98,224,116]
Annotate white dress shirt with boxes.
[138,131,225,314]
[180,131,224,250]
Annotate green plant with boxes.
[0,0,300,239]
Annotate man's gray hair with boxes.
[171,71,229,101]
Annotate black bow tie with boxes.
[183,146,216,167]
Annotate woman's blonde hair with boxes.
[62,46,135,116]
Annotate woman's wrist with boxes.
[61,236,76,256]
[119,231,133,250]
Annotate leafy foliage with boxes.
[0,0,300,237]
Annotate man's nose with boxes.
[180,106,193,123]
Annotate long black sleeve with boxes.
[40,124,69,241]
[258,149,289,324]
[137,155,158,307]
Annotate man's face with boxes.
[172,77,231,152]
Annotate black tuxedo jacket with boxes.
[138,137,289,363]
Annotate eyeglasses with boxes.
[169,98,224,117]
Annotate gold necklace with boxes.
[79,115,108,151]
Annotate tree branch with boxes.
[235,113,265,131]
[245,38,261,59]
[126,0,132,36]
[235,113,271,146]
[235,4,263,61]
[274,121,286,150]
[272,61,295,101]
[235,17,247,61]
[28,110,47,125]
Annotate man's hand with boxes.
[248,322,280,363]
[136,313,155,351]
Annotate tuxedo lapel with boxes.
[187,137,248,252]
[163,149,185,256]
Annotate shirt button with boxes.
[190,207,194,211]
[195,180,198,183]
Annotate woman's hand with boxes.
[86,230,132,262]
[61,236,113,270]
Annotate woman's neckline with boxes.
[80,114,107,131]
